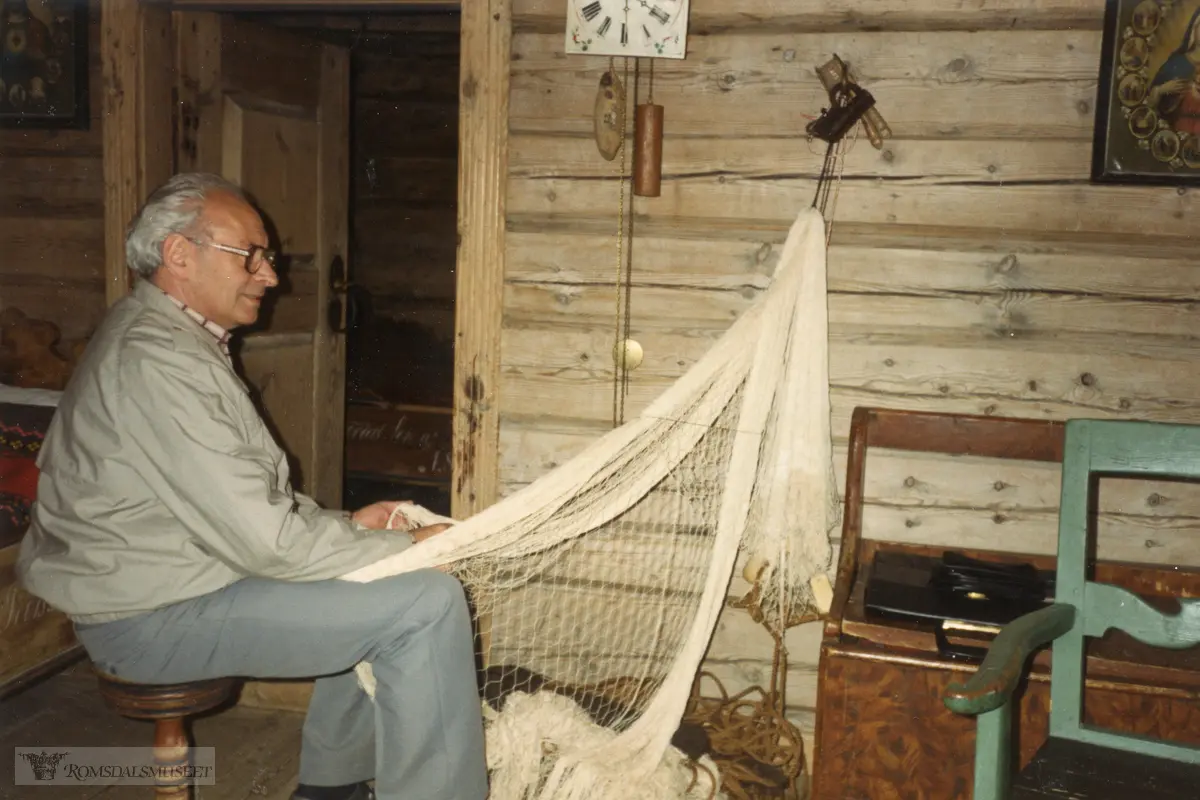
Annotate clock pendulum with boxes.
[593,61,625,162]
[567,0,691,425]
[591,56,650,427]
[607,61,672,422]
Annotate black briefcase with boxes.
[863,550,1056,661]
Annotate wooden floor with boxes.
[0,661,306,799]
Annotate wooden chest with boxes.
[809,408,1200,800]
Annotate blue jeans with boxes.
[73,569,488,800]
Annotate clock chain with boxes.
[623,55,648,406]
[612,55,634,428]
[611,54,662,427]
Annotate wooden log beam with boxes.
[514,0,1104,33]
[265,13,461,35]
[150,0,458,8]
[452,0,510,519]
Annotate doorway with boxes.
[243,8,461,516]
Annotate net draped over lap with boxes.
[339,207,842,800]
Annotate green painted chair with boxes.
[943,418,1200,799]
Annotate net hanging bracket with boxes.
[806,54,892,218]
[808,54,892,148]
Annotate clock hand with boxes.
[636,0,672,25]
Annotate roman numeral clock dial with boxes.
[566,0,690,59]
[567,0,687,387]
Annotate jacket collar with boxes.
[132,279,233,359]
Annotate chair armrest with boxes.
[943,603,1075,716]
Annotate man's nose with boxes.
[256,262,280,288]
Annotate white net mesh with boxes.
[340,208,840,800]
[473,389,742,731]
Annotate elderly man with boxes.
[16,173,487,800]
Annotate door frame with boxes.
[102,0,510,519]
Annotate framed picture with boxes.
[1092,0,1200,185]
[0,0,89,130]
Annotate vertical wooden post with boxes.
[313,43,351,511]
[452,0,511,520]
[101,0,138,305]
[454,0,511,672]
[101,0,174,306]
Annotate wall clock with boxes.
[566,0,690,59]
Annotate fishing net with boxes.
[340,207,840,799]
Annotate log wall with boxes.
[350,16,459,350]
[499,0,1200,780]
[0,3,105,342]
[343,13,460,407]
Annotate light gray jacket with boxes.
[17,279,413,624]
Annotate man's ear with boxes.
[159,233,194,279]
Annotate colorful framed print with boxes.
[1093,0,1200,184]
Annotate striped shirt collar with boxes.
[161,291,232,356]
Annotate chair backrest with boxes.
[1049,418,1200,764]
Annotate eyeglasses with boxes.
[187,238,277,275]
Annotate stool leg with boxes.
[153,716,191,799]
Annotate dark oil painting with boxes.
[0,0,88,129]
[1093,0,1200,184]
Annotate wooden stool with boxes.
[94,669,239,798]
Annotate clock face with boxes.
[566,0,689,59]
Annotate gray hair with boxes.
[124,172,247,280]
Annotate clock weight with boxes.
[633,101,663,197]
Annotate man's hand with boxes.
[350,500,410,530]
[350,501,453,550]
